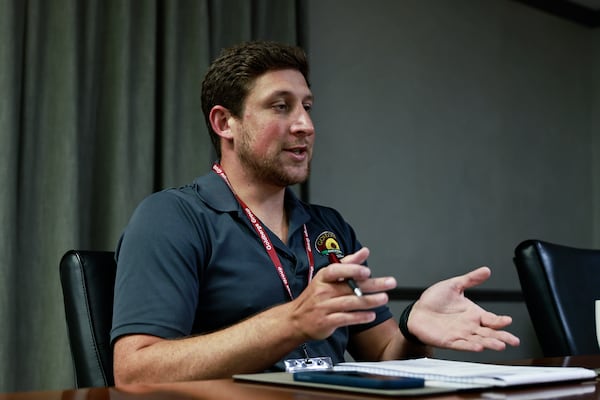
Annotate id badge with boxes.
[284,357,333,372]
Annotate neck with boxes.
[216,161,288,242]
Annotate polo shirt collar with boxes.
[192,171,240,213]
[192,171,311,230]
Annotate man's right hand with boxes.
[285,247,397,341]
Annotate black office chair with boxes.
[59,250,116,387]
[513,239,600,357]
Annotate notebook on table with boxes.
[334,358,597,387]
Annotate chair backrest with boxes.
[59,249,116,387]
[513,239,600,357]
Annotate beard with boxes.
[237,131,311,187]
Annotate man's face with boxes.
[232,69,315,187]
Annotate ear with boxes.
[209,105,234,139]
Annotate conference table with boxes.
[2,355,600,400]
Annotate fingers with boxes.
[450,327,521,352]
[321,291,390,313]
[320,261,372,281]
[339,247,370,265]
[449,337,505,352]
[480,314,521,347]
[323,247,398,295]
[480,312,513,329]
[358,276,397,294]
[433,319,520,352]
[322,310,378,327]
[452,266,492,291]
[317,263,397,295]
[440,310,521,351]
[473,324,520,349]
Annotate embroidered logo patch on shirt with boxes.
[315,231,344,258]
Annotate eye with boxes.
[272,103,289,112]
[303,103,313,112]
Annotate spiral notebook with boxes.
[334,358,597,387]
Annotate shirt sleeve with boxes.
[111,190,204,344]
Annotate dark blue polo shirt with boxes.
[111,171,392,370]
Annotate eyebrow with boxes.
[268,89,314,102]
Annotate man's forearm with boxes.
[113,302,303,384]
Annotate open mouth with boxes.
[286,144,309,155]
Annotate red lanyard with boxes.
[212,163,315,300]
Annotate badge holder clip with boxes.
[284,357,333,373]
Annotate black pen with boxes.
[328,253,363,297]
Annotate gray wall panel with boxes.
[306,0,598,361]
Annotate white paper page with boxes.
[335,358,597,387]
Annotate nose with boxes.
[291,107,315,137]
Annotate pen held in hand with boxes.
[328,253,363,297]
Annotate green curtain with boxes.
[0,0,302,392]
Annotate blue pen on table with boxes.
[327,253,363,297]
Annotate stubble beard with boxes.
[237,136,311,187]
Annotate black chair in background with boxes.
[59,250,116,387]
[513,239,600,357]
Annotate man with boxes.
[111,41,519,385]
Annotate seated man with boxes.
[111,40,520,384]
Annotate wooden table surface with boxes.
[2,355,599,400]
